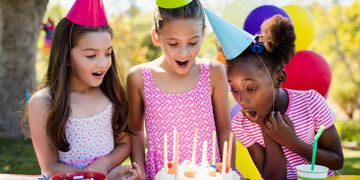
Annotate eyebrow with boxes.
[82,46,113,51]
[228,78,256,83]
[166,36,200,41]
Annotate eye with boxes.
[106,52,112,57]
[86,55,96,58]
[246,86,257,92]
[230,88,240,93]
[189,42,198,46]
[169,43,178,47]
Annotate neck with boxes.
[273,88,289,114]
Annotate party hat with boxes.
[66,0,108,27]
[204,8,254,60]
[156,0,192,9]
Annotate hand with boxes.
[85,157,110,175]
[107,162,145,180]
[263,111,298,147]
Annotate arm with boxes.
[246,122,287,180]
[28,90,80,176]
[86,133,131,174]
[210,62,235,168]
[127,67,147,178]
[265,112,344,170]
[286,125,343,170]
[261,126,287,180]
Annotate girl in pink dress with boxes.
[127,0,235,179]
[27,0,141,179]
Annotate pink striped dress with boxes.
[143,61,221,180]
[232,89,336,179]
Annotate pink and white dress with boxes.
[58,103,115,169]
[142,61,221,180]
[232,89,336,179]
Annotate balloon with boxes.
[282,50,332,98]
[223,0,262,28]
[244,5,290,35]
[230,103,242,120]
[236,141,262,179]
[283,4,315,51]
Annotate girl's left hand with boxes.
[263,111,299,146]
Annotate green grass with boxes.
[0,138,40,174]
[339,149,360,175]
[0,138,359,175]
[0,138,131,175]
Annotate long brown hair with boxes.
[46,18,130,152]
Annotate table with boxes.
[0,174,41,180]
[328,175,360,179]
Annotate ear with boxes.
[273,70,287,88]
[151,30,161,46]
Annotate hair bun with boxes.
[259,14,296,64]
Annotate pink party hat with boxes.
[66,0,108,27]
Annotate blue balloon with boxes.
[244,5,290,35]
[230,103,242,121]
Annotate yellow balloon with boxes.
[283,4,316,51]
[235,141,262,180]
[223,0,262,28]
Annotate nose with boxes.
[179,46,190,59]
[97,56,108,68]
[235,92,250,107]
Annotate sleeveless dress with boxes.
[143,61,221,180]
[58,103,115,169]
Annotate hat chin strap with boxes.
[256,54,275,113]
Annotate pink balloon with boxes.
[283,50,332,98]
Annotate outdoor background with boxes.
[0,0,359,176]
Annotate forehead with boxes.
[227,57,269,83]
[76,31,112,48]
[159,19,203,39]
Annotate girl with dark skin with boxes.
[225,15,343,179]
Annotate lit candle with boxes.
[222,141,228,177]
[173,129,177,162]
[164,133,168,170]
[201,140,208,167]
[227,132,233,169]
[191,128,198,163]
[175,133,179,176]
[212,131,216,165]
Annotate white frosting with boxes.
[155,163,240,180]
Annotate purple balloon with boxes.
[244,5,290,35]
[230,103,242,121]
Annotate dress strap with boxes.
[43,90,52,101]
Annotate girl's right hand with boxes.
[107,162,145,180]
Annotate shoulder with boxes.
[28,88,51,124]
[197,59,226,79]
[29,88,51,109]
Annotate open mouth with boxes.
[242,109,258,120]
[92,71,104,77]
[175,60,189,66]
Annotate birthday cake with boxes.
[154,130,240,180]
[154,161,240,180]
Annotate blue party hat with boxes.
[204,8,254,60]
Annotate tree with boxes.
[310,1,360,119]
[0,0,48,138]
